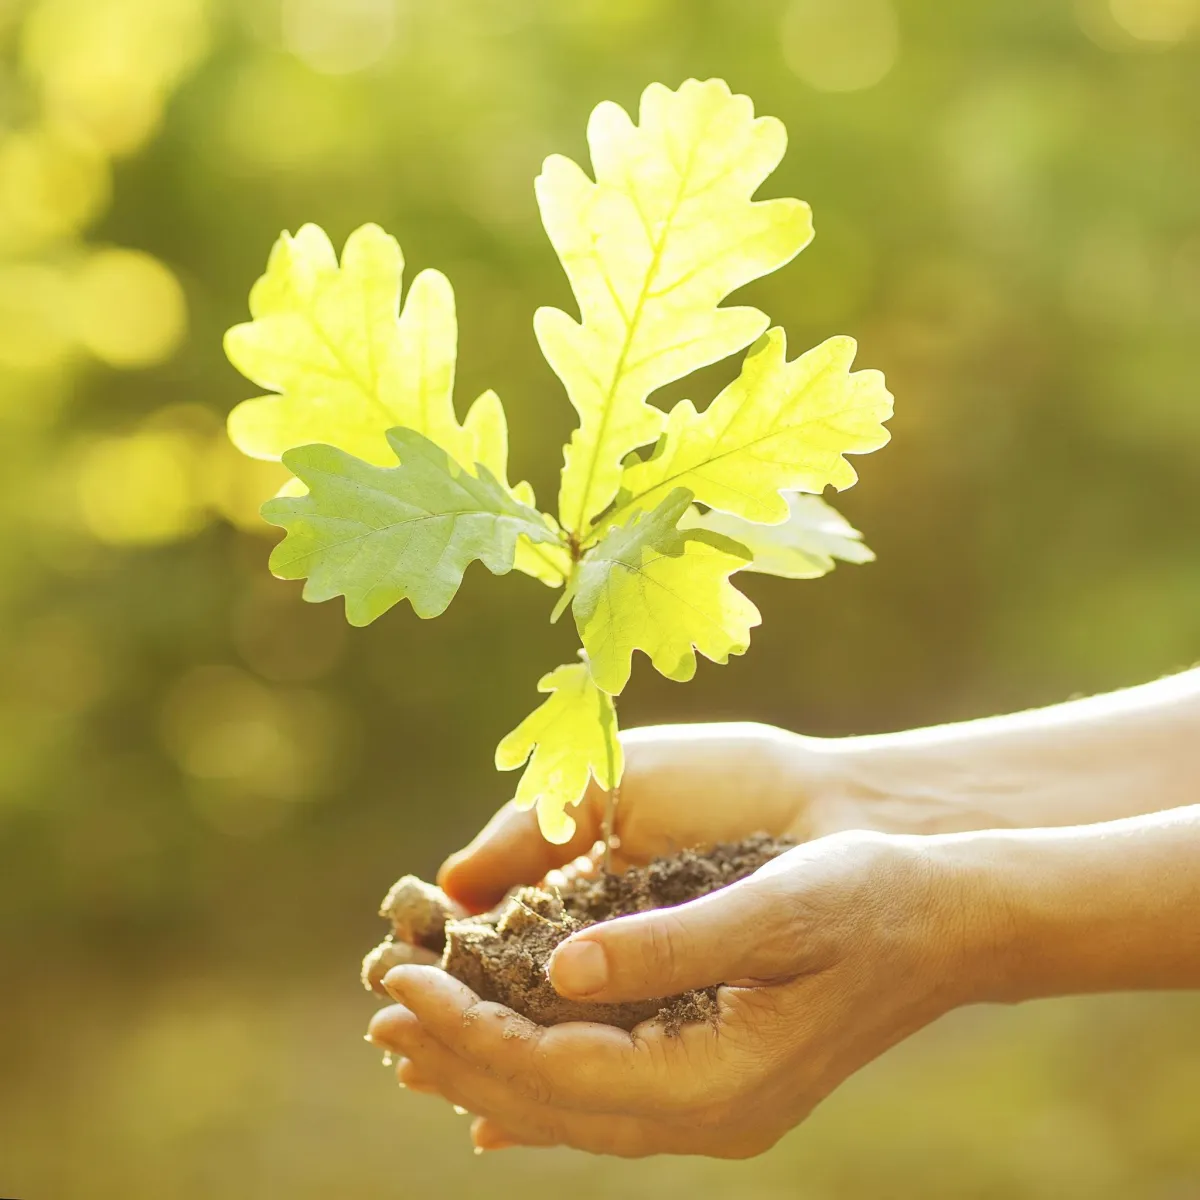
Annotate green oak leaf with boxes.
[682,493,874,579]
[495,662,623,844]
[573,488,760,694]
[615,329,892,528]
[224,223,567,587]
[538,78,814,536]
[262,428,558,625]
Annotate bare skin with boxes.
[367,670,1200,1157]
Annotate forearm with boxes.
[810,669,1200,835]
[934,805,1200,1002]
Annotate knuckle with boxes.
[627,1030,698,1114]
[509,1064,554,1106]
[516,1032,559,1106]
[639,1025,737,1115]
[640,911,691,987]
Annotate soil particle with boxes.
[365,832,794,1032]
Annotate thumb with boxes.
[548,871,802,1003]
[437,798,601,913]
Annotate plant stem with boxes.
[602,779,620,875]
[602,695,620,875]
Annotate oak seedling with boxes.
[224,78,893,857]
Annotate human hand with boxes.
[370,829,974,1157]
[437,721,850,913]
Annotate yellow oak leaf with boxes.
[537,79,813,537]
[681,493,875,579]
[572,489,760,694]
[615,329,892,527]
[495,662,623,844]
[225,223,565,585]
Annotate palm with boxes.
[588,724,812,868]
[439,722,814,911]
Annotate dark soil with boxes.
[363,833,795,1032]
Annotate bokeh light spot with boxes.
[1108,0,1198,42]
[220,57,372,172]
[159,666,346,810]
[0,264,74,372]
[73,248,188,368]
[0,126,110,252]
[22,0,211,156]
[281,0,397,75]
[75,429,206,545]
[781,0,900,93]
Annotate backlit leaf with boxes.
[682,493,875,579]
[538,78,814,536]
[262,428,558,625]
[573,488,760,694]
[224,223,566,586]
[495,662,623,844]
[616,329,892,527]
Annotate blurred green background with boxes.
[2,0,1199,1195]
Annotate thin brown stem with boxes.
[602,694,620,875]
[602,779,620,875]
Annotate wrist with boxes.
[800,737,976,839]
[916,833,1027,1008]
[880,833,998,1017]
[925,811,1200,1004]
[814,831,987,1020]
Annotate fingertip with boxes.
[548,936,610,999]
[367,1003,416,1051]
[435,804,542,911]
[382,963,441,1004]
[395,1057,439,1094]
[471,1117,525,1152]
[436,852,489,913]
[437,801,598,912]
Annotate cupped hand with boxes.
[437,721,843,914]
[369,829,975,1158]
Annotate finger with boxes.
[381,965,754,1116]
[395,1057,441,1095]
[437,798,602,912]
[376,1006,560,1144]
[381,967,639,1109]
[471,1117,531,1152]
[377,1003,679,1157]
[549,871,802,1003]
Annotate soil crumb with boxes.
[364,833,795,1032]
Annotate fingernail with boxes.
[382,966,412,998]
[549,938,608,997]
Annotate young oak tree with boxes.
[224,78,893,852]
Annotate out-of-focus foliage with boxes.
[1,0,1198,1195]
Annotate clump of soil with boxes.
[362,833,795,1032]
